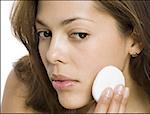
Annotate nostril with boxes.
[57,60,63,63]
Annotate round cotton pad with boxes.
[92,65,125,102]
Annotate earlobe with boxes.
[128,38,143,57]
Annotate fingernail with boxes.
[115,85,124,95]
[104,88,113,98]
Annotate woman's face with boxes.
[36,1,130,109]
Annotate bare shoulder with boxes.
[2,69,38,113]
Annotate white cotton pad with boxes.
[92,65,125,102]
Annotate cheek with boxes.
[38,41,49,68]
[97,39,127,69]
[72,37,127,78]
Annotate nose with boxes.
[46,34,68,65]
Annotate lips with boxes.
[51,74,78,90]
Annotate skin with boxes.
[2,1,150,113]
[36,1,131,111]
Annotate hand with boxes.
[94,85,129,113]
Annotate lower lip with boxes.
[52,80,76,90]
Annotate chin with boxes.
[58,93,90,110]
[60,102,82,109]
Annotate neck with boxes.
[123,63,150,113]
[78,100,96,113]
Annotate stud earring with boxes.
[131,52,138,57]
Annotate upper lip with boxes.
[51,74,78,81]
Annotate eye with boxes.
[70,32,89,40]
[37,30,52,39]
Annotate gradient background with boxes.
[1,1,28,102]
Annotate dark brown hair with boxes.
[11,0,150,113]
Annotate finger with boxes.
[119,87,130,113]
[94,88,113,113]
[108,85,124,113]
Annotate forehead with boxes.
[37,1,95,10]
[36,1,98,20]
[36,1,119,33]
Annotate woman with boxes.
[2,0,150,113]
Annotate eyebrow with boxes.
[35,17,95,27]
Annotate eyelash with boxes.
[36,30,89,40]
[70,32,89,40]
[37,30,52,39]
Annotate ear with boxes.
[128,38,143,57]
